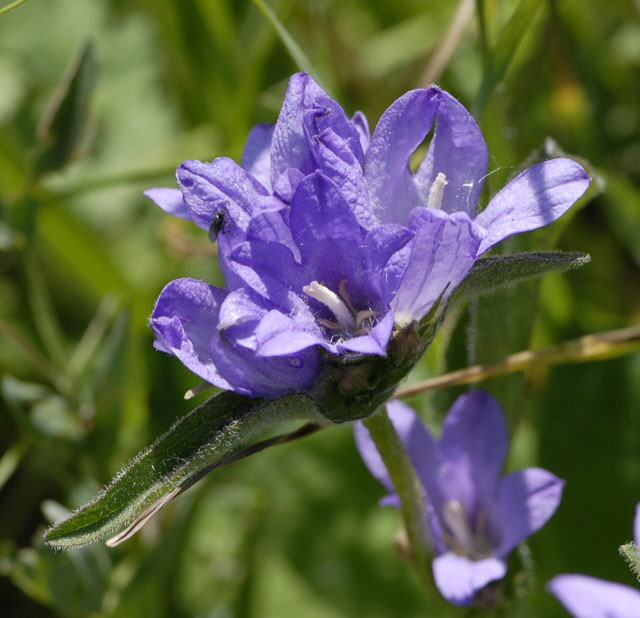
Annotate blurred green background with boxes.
[1,0,640,616]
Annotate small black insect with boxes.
[208,211,225,243]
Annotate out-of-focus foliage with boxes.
[0,0,639,616]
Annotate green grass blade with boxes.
[33,41,98,175]
[252,0,326,87]
[474,0,543,115]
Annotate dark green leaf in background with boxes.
[33,41,97,175]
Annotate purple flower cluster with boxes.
[356,392,564,606]
[146,73,589,398]
[548,503,640,617]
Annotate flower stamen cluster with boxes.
[304,279,376,337]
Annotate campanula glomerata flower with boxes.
[355,392,564,606]
[547,503,640,618]
[146,73,590,398]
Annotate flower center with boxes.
[442,499,493,560]
[427,172,448,209]
[303,280,375,336]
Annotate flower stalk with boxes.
[362,405,433,585]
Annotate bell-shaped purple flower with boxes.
[146,73,590,398]
[547,503,640,618]
[355,392,564,606]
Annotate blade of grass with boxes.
[473,0,543,116]
[24,254,69,372]
[418,0,475,86]
[0,319,66,392]
[0,0,29,16]
[252,0,328,91]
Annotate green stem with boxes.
[363,406,433,585]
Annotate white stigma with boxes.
[303,281,357,331]
[442,499,474,554]
[427,172,448,209]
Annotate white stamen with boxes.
[303,281,356,330]
[442,499,474,553]
[427,172,448,209]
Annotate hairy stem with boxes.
[363,405,433,584]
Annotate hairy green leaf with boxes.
[45,392,323,549]
[452,251,590,305]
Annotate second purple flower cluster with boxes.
[356,391,564,606]
[357,392,640,613]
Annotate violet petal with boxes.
[391,209,483,326]
[438,391,508,512]
[306,123,377,229]
[270,73,363,185]
[144,187,189,219]
[414,88,488,217]
[548,574,640,618]
[351,110,371,152]
[149,278,232,390]
[177,158,282,234]
[475,158,590,254]
[289,173,372,302]
[365,88,439,225]
[241,122,275,191]
[338,310,395,356]
[255,309,328,357]
[497,467,564,555]
[209,329,321,397]
[432,553,507,606]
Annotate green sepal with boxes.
[452,251,591,306]
[45,391,322,549]
[311,305,443,423]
